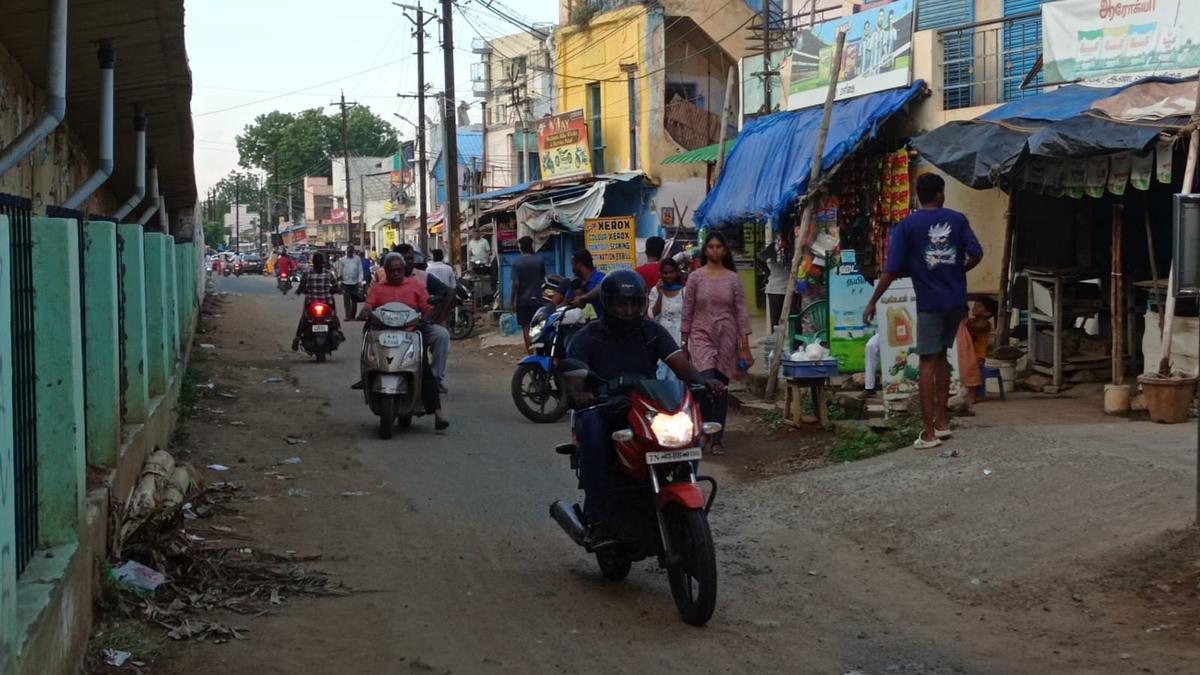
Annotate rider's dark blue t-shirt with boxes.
[566,320,681,383]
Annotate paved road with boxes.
[173,274,1197,675]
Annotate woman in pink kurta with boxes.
[681,232,753,454]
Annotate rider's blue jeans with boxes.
[575,407,612,525]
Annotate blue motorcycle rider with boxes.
[564,269,725,548]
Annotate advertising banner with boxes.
[788,0,914,110]
[535,110,592,184]
[829,250,875,372]
[741,49,787,117]
[877,278,960,400]
[1044,0,1200,86]
[584,216,636,272]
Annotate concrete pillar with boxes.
[143,233,169,397]
[0,216,17,665]
[117,224,149,423]
[178,243,195,341]
[30,217,86,546]
[82,221,121,467]
[163,236,178,367]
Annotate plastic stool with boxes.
[977,366,1005,400]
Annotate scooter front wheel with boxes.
[665,506,718,626]
[379,396,396,439]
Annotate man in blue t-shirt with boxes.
[863,172,984,449]
[567,248,606,317]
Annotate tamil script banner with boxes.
[788,0,914,110]
[535,109,592,184]
[1043,0,1200,86]
[584,216,635,272]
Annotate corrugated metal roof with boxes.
[661,138,738,165]
[456,130,485,167]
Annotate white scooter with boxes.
[360,302,427,439]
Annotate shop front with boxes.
[913,77,1198,407]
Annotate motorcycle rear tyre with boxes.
[397,415,412,428]
[511,363,567,423]
[665,506,717,626]
[315,348,326,363]
[379,396,396,439]
[596,551,631,581]
[449,307,475,340]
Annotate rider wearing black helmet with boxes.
[565,269,724,547]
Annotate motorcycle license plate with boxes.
[377,332,404,347]
[645,447,702,465]
[310,324,329,333]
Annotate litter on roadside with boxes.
[112,560,167,593]
[264,376,286,384]
[103,649,131,667]
[982,469,994,476]
[199,343,216,349]
[286,487,310,498]
[280,457,302,465]
[216,392,238,400]
[282,436,307,445]
[195,382,215,390]
[341,491,370,497]
[207,464,230,472]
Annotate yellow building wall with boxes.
[555,6,654,175]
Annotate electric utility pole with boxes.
[440,0,462,268]
[397,2,436,254]
[332,90,359,246]
[234,173,240,253]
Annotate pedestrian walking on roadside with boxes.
[758,243,790,329]
[510,236,547,350]
[335,245,364,320]
[680,231,753,455]
[635,235,665,291]
[648,257,686,381]
[863,172,983,449]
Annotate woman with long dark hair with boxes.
[680,231,752,454]
[293,252,340,351]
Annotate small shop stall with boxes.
[913,77,1197,404]
[695,80,929,391]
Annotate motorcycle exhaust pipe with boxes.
[550,500,587,547]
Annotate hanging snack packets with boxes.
[1066,159,1086,199]
[1156,138,1174,184]
[1129,149,1153,191]
[1085,156,1109,198]
[1107,152,1131,196]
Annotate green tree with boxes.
[234,106,400,188]
[202,220,225,248]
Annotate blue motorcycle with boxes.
[511,303,586,423]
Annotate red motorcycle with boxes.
[550,361,721,625]
[298,300,340,362]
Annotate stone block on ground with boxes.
[1130,393,1149,411]
[1022,373,1051,391]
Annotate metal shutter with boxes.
[918,0,975,109]
[1002,0,1047,101]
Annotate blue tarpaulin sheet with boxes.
[694,81,925,229]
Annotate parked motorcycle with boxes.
[549,362,721,626]
[511,303,586,423]
[448,277,476,340]
[298,300,341,362]
[361,302,427,439]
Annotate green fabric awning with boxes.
[661,138,738,165]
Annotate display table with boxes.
[782,377,831,429]
[1026,269,1108,387]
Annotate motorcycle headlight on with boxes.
[528,316,546,342]
[648,410,696,449]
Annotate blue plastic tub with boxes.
[781,358,839,379]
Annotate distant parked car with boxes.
[234,253,265,276]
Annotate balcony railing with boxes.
[938,10,1044,111]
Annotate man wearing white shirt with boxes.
[427,248,457,289]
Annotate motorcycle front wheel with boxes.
[448,306,475,340]
[379,396,396,439]
[665,506,718,626]
[511,363,567,423]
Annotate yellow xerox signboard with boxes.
[584,216,635,272]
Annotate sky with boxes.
[185,0,559,193]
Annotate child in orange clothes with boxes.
[963,298,996,403]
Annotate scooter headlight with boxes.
[649,411,696,449]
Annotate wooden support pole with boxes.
[1142,192,1163,333]
[714,65,738,180]
[1111,202,1124,385]
[995,192,1017,348]
[765,29,846,400]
